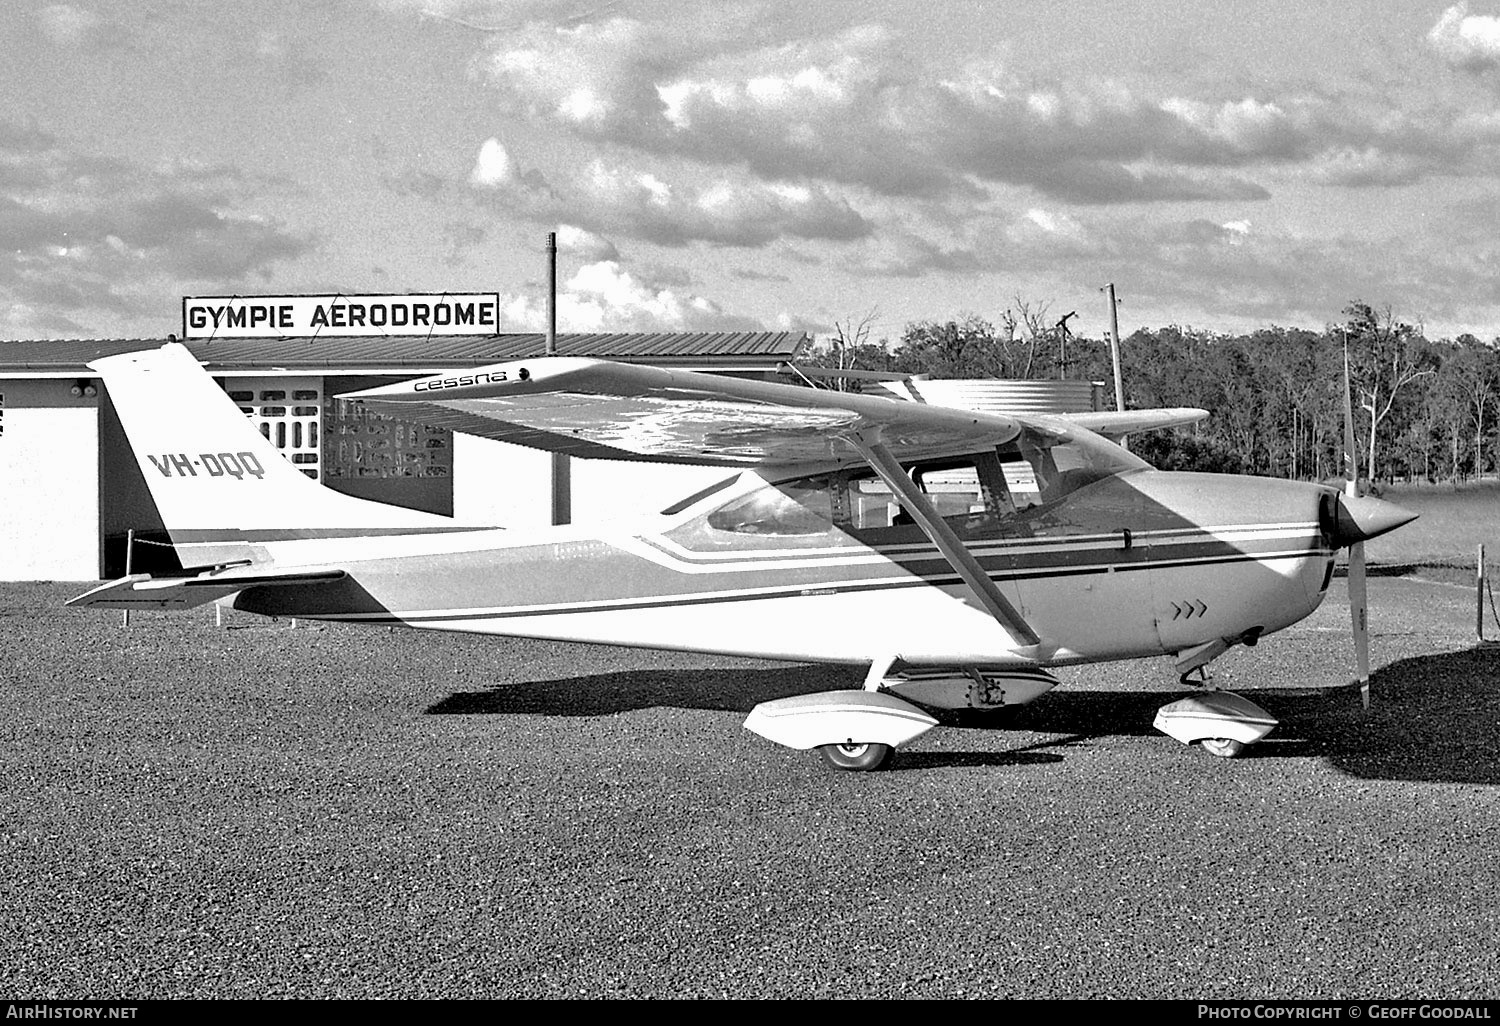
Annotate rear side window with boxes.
[660,474,741,515]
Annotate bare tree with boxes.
[999,296,1053,378]
[1343,303,1436,485]
[822,309,885,391]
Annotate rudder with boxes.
[91,344,451,563]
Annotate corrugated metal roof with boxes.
[0,332,808,374]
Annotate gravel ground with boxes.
[2,577,1498,1000]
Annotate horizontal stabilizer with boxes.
[67,568,346,610]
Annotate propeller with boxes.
[1329,341,1418,709]
[1342,342,1370,709]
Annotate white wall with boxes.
[0,381,99,579]
[571,458,731,524]
[451,433,553,527]
[452,432,731,528]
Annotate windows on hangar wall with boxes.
[223,376,324,480]
[216,375,453,512]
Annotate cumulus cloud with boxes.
[1429,3,1500,72]
[452,12,1500,207]
[34,4,110,48]
[498,259,762,332]
[1305,147,1429,187]
[465,137,871,247]
[470,137,518,188]
[0,119,312,337]
[556,224,619,262]
[469,17,1444,205]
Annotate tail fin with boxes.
[92,343,451,564]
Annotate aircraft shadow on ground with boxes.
[428,663,864,718]
[429,645,1500,784]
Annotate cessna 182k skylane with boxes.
[71,343,1415,769]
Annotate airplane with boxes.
[68,342,1416,770]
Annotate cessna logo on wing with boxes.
[412,370,508,392]
[147,452,267,480]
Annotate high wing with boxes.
[1059,408,1208,440]
[338,357,1021,467]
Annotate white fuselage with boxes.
[226,469,1334,668]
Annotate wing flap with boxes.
[339,357,1020,466]
[67,568,347,610]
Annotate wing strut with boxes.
[850,434,1041,650]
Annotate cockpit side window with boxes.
[889,450,1019,533]
[698,430,1141,542]
[706,474,840,535]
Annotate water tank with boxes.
[871,378,1104,414]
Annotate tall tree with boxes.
[894,314,1009,378]
[1445,335,1499,480]
[1342,302,1437,485]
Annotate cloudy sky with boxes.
[6,0,1500,343]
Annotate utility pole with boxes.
[1101,283,1125,413]
[1055,311,1076,380]
[547,231,571,525]
[1101,283,1126,450]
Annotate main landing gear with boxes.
[819,741,894,772]
[1152,641,1278,758]
[1198,737,1247,759]
[742,690,937,773]
[742,660,1062,772]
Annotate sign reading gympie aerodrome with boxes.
[181,294,502,339]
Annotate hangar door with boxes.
[0,381,100,580]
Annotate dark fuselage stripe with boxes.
[323,546,1329,624]
[170,526,490,542]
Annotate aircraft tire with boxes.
[819,742,893,771]
[1200,737,1246,759]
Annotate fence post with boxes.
[1479,544,1486,644]
[122,529,134,629]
